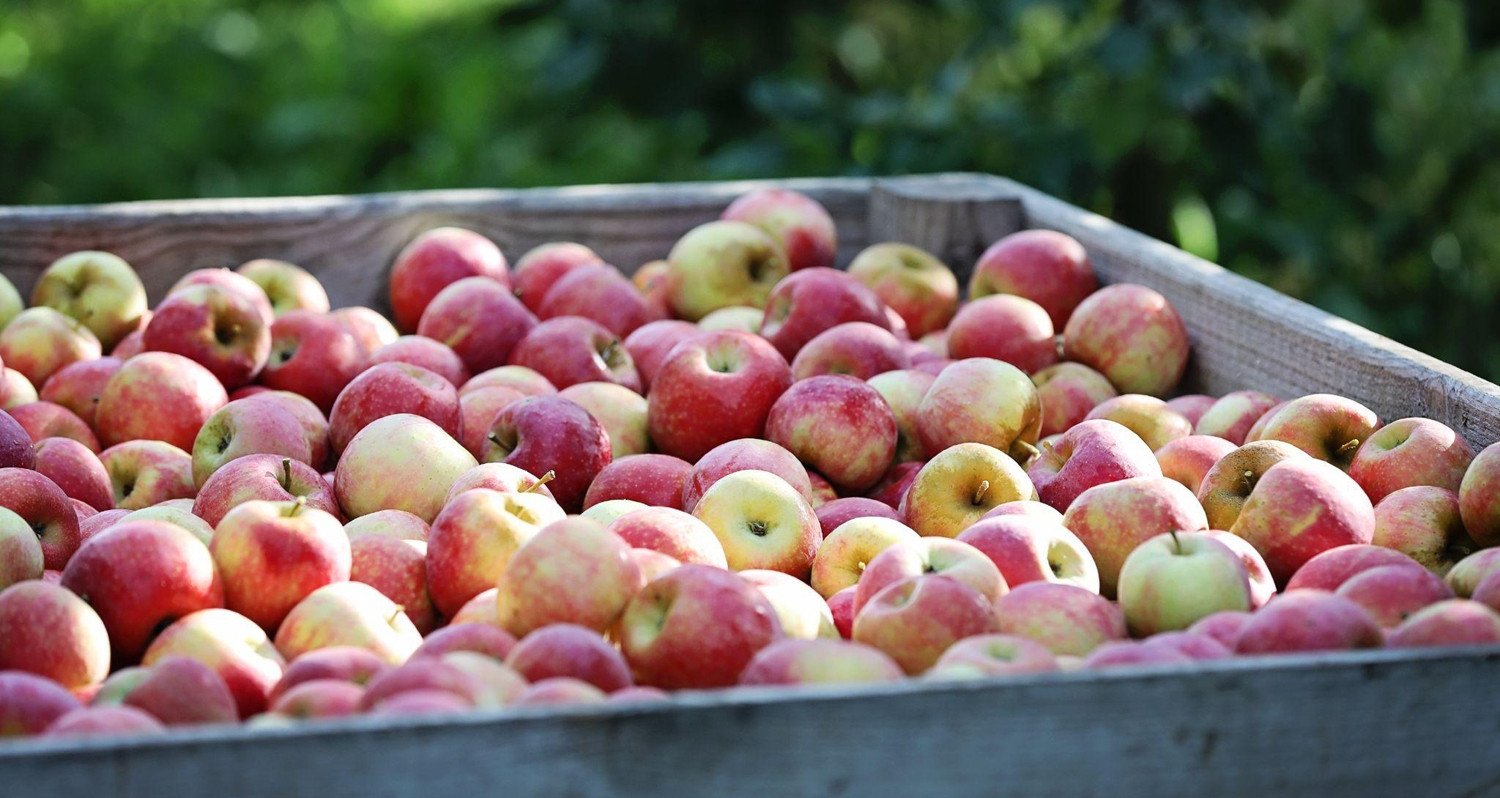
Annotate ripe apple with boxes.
[44,705,165,738]
[30,250,148,351]
[766,374,898,494]
[926,633,1059,679]
[511,242,604,311]
[992,581,1126,656]
[1386,599,1500,647]
[692,468,821,577]
[740,569,838,640]
[1164,394,1215,426]
[142,608,287,718]
[757,267,888,360]
[446,462,554,502]
[1061,283,1189,397]
[481,394,610,512]
[0,580,110,690]
[193,453,337,528]
[845,242,958,339]
[0,307,103,387]
[1252,393,1380,471]
[1194,390,1280,444]
[331,306,399,355]
[1373,487,1474,574]
[96,351,227,451]
[1198,530,1276,609]
[334,413,477,523]
[915,358,1041,462]
[537,262,663,338]
[866,368,936,463]
[1334,563,1453,627]
[1459,442,1500,547]
[0,410,31,472]
[191,398,312,487]
[607,506,728,568]
[10,401,99,452]
[1232,590,1383,655]
[581,499,644,526]
[0,671,82,738]
[980,499,1065,523]
[790,321,909,382]
[1285,543,1424,592]
[457,386,524,459]
[425,488,562,618]
[968,230,1097,328]
[0,467,81,571]
[1186,610,1252,648]
[867,460,922,509]
[1080,639,1194,670]
[1196,440,1307,530]
[1116,531,1253,636]
[702,307,768,335]
[901,442,1034,537]
[618,564,782,689]
[0,369,38,410]
[809,515,919,600]
[388,227,509,332]
[350,533,434,634]
[1084,394,1193,451]
[96,440,192,510]
[510,677,607,707]
[94,655,239,726]
[632,259,673,313]
[259,310,366,412]
[270,646,391,697]
[1027,419,1161,512]
[1229,458,1376,583]
[666,220,788,322]
[121,503,213,546]
[853,573,1000,675]
[946,294,1058,374]
[559,381,649,459]
[266,679,364,720]
[622,319,700,391]
[647,330,792,462]
[1155,434,1236,495]
[1346,417,1472,503]
[957,514,1100,593]
[1062,476,1208,597]
[739,638,904,686]
[1446,549,1500,598]
[495,516,643,636]
[509,315,640,392]
[0,508,44,589]
[237,258,330,317]
[167,268,274,326]
[721,187,837,273]
[814,497,901,538]
[366,335,469,388]
[681,438,811,512]
[38,356,122,429]
[144,283,271,389]
[274,581,423,665]
[32,437,112,512]
[417,276,537,374]
[210,499,351,633]
[853,536,1007,616]
[461,364,557,397]
[411,622,516,661]
[505,623,632,692]
[1032,362,1117,439]
[583,453,692,510]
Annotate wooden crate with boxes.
[1,174,1498,796]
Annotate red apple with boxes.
[1155,434,1236,495]
[1062,283,1189,397]
[1373,487,1474,574]
[1079,639,1193,670]
[0,467,81,571]
[334,414,477,523]
[1084,394,1193,451]
[94,655,239,726]
[0,507,44,589]
[38,357,122,430]
[96,352,228,451]
[411,623,517,661]
[481,394,610,512]
[927,633,1059,679]
[758,267,888,360]
[623,320,700,391]
[1334,562,1453,628]
[332,306,399,356]
[258,310,366,412]
[9,402,98,453]
[236,258,328,318]
[1027,419,1161,511]
[1196,440,1307,530]
[0,368,37,410]
[273,581,423,665]
[328,362,460,455]
[583,453,692,510]
[99,438,197,512]
[957,514,1100,593]
[867,460,923,509]
[1252,393,1380,471]
[270,646,391,697]
[367,335,469,387]
[1284,543,1425,592]
[993,581,1127,656]
[193,454,337,528]
[266,678,364,720]
[766,374,898,494]
[969,230,1097,329]
[495,517,644,636]
[1194,391,1280,444]
[814,497,901,539]
[191,398,313,487]
[0,581,110,690]
[505,623,632,692]
[425,488,563,618]
[0,307,103,388]
[607,506,728,568]
[388,227,509,332]
[915,358,1041,462]
[845,242,958,340]
[0,671,82,738]
[721,188,837,273]
[1347,417,1473,503]
[946,294,1058,374]
[511,242,603,313]
[618,564,782,689]
[853,537,1007,615]
[1186,610,1252,648]
[142,608,287,718]
[647,330,792,462]
[1387,599,1500,647]
[1459,442,1500,547]
[739,638,905,686]
[1233,590,1382,655]
[461,364,557,398]
[144,283,270,389]
[210,499,351,633]
[1062,476,1208,597]
[537,262,663,338]
[417,276,538,374]
[790,321,909,381]
[852,573,1000,675]
[44,705,165,738]
[32,437,112,512]
[1229,458,1375,583]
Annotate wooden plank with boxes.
[3,646,1498,797]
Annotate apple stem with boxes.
[1053,335,1065,359]
[1241,469,1255,493]
[1338,438,1361,456]
[973,479,990,506]
[1012,440,1039,466]
[283,496,307,518]
[522,471,556,493]
[387,606,405,625]
[1168,529,1181,555]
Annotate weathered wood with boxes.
[3,647,1498,797]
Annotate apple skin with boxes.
[95,655,239,726]
[901,442,1035,538]
[1198,530,1276,609]
[698,305,765,333]
[332,306,400,356]
[334,413,478,524]
[509,315,641,393]
[992,582,1128,656]
[980,499,1066,523]
[1195,390,1280,445]
[121,503,213,546]
[1155,435,1237,495]
[1232,590,1383,655]
[846,242,958,340]
[411,623,517,661]
[559,381,649,459]
[1447,548,1500,599]
[425,488,563,618]
[758,267,889,360]
[510,677,608,707]
[266,679,365,720]
[1062,283,1189,398]
[274,581,424,666]
[191,398,313,488]
[33,437,113,512]
[0,507,44,589]
[388,226,509,332]
[1333,562,1453,628]
[1164,395,1215,426]
[482,394,611,513]
[867,369,936,463]
[1229,458,1376,584]
[0,307,103,388]
[957,515,1100,594]
[619,564,782,689]
[60,520,224,663]
[462,365,557,398]
[735,569,834,640]
[1347,417,1473,503]
[1459,442,1500,547]
[365,688,469,716]
[96,351,228,452]
[0,671,82,738]
[356,654,513,711]
[681,438,812,513]
[853,573,1001,675]
[505,623,632,693]
[946,294,1058,374]
[1084,394,1193,451]
[496,516,644,637]
[512,242,604,312]
[367,335,470,388]
[0,581,110,690]
[867,460,923,509]
[790,321,909,382]
[633,260,674,314]
[1196,440,1308,530]
[915,358,1041,462]
[457,386,525,459]
[0,410,32,471]
[193,453,337,528]
[446,462,555,503]
[827,586,857,639]
[969,230,1097,329]
[167,268,274,326]
[1031,362,1117,439]
[537,262,664,338]
[31,250,148,351]
[1116,531,1254,636]
[144,283,271,389]
[721,188,837,273]
[236,258,329,317]
[583,453,692,510]
[417,276,538,374]
[1373,487,1474,574]
[1062,476,1208,597]
[1186,610,1252,648]
[39,356,123,430]
[809,516,919,600]
[349,534,435,634]
[1079,639,1194,670]
[666,220,789,322]
[0,368,38,410]
[766,374,898,494]
[242,391,331,469]
[926,633,1059,680]
[623,320,700,391]
[1387,599,1500,647]
[0,273,18,330]
[142,608,287,719]
[44,705,166,738]
[647,330,793,462]
[0,467,82,572]
[1285,543,1424,593]
[692,469,822,578]
[270,646,392,697]
[1252,393,1380,471]
[607,506,728,568]
[739,638,905,686]
[814,497,901,538]
[1145,631,1232,661]
[1027,419,1162,512]
[258,310,366,413]
[10,402,99,453]
[853,537,1007,617]
[210,499,351,634]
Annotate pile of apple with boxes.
[2,187,1500,741]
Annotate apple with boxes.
[992,581,1127,656]
[236,258,330,317]
[0,410,31,472]
[266,679,364,719]
[193,453,337,528]
[1196,440,1308,530]
[417,276,537,374]
[210,499,350,633]
[446,462,554,502]
[0,581,110,690]
[1285,544,1426,592]
[1447,549,1500,598]
[537,262,663,338]
[38,356,123,429]
[1080,639,1194,670]
[559,381,649,459]
[901,442,1035,538]
[32,437,112,512]
[853,573,1000,675]
[121,503,213,546]
[94,655,239,726]
[1061,283,1189,397]
[766,374,898,494]
[1028,419,1163,516]
[242,390,331,468]
[1229,458,1376,583]
[1154,434,1235,496]
[1233,590,1383,655]
[1194,390,1280,444]
[1373,487,1474,574]
[453,385,522,459]
[334,413,477,523]
[665,220,788,322]
[274,581,423,665]
[738,638,903,686]
[867,460,923,509]
[1252,393,1380,471]
[581,499,644,526]
[364,337,467,389]
[647,330,792,461]
[510,678,607,707]
[425,488,563,618]
[692,469,821,577]
[356,652,509,710]
[1334,563,1452,628]
[0,467,81,571]
[144,283,271,390]
[957,514,1100,593]
[721,187,837,273]
[969,230,1097,328]
[622,319,700,391]
[96,351,228,451]
[411,623,517,661]
[270,646,391,697]
[0,671,82,738]
[332,306,399,355]
[167,268,274,324]
[505,623,632,692]
[10,401,98,452]
[511,242,604,313]
[481,394,610,512]
[191,398,312,487]
[0,369,37,410]
[0,307,103,387]
[814,497,901,538]
[367,689,469,716]
[845,242,958,340]
[1186,610,1252,648]
[1198,530,1276,609]
[461,364,557,397]
[30,250,148,351]
[630,547,681,582]
[44,705,165,738]
[757,267,888,360]
[509,315,641,393]
[1386,599,1500,647]
[142,608,287,718]
[1345,417,1473,504]
[792,322,909,384]
[741,568,838,640]
[60,520,224,662]
[1084,394,1193,451]
[980,500,1065,523]
[583,453,692,510]
[681,438,812,512]
[915,358,1041,462]
[866,369,936,463]
[0,508,44,589]
[926,633,1059,679]
[853,536,1007,616]
[946,294,1058,374]
[1116,531,1253,636]
[0,273,18,330]
[1164,395,1215,426]
[388,227,509,332]
[632,259,673,314]
[607,506,728,568]
[827,586,857,639]
[1459,442,1500,547]
[77,510,127,545]
[1062,476,1208,597]
[258,310,365,412]
[495,516,643,636]
[1031,362,1117,439]
[618,564,782,689]
[350,532,435,634]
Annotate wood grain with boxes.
[3,647,1498,797]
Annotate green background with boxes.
[3,0,1498,379]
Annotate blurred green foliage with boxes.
[3,0,1499,378]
